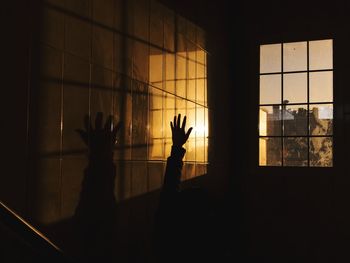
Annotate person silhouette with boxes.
[74,112,122,262]
[154,114,222,263]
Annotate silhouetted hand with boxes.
[170,114,193,147]
[76,112,122,159]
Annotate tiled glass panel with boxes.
[92,26,114,70]
[188,79,196,100]
[259,74,281,104]
[196,78,205,105]
[133,41,149,83]
[90,66,113,117]
[165,54,175,79]
[309,104,333,135]
[185,138,196,162]
[283,137,308,166]
[164,95,175,139]
[176,55,187,79]
[132,81,148,160]
[196,50,206,65]
[149,48,163,86]
[195,107,205,138]
[176,97,186,116]
[149,138,164,160]
[186,101,196,138]
[195,138,205,162]
[176,80,186,98]
[150,0,163,47]
[310,137,333,167]
[163,6,175,52]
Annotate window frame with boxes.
[257,39,335,169]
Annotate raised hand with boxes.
[170,114,193,147]
[76,112,122,159]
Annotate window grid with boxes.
[259,40,333,167]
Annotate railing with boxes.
[0,201,73,262]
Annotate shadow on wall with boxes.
[31,0,210,261]
[34,0,209,225]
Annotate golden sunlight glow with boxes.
[149,50,208,163]
[259,108,267,136]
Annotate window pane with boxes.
[283,42,307,72]
[150,48,163,86]
[309,39,333,70]
[310,71,333,102]
[150,110,163,138]
[283,73,307,103]
[259,106,281,136]
[260,74,281,104]
[283,137,308,166]
[309,104,333,135]
[165,54,175,80]
[260,44,281,73]
[259,137,282,166]
[176,55,186,79]
[149,138,164,159]
[283,104,308,136]
[310,137,333,167]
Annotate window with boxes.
[259,40,333,167]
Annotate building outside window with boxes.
[259,39,333,167]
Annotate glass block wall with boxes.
[36,0,208,223]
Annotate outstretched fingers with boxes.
[176,114,181,128]
[181,116,187,130]
[185,127,193,141]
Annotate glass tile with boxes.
[149,48,163,85]
[283,41,307,72]
[283,137,308,166]
[309,104,333,135]
[310,137,333,167]
[259,106,282,136]
[283,73,307,103]
[259,74,281,104]
[283,104,308,136]
[309,71,333,102]
[259,137,282,166]
[149,138,164,160]
[260,44,281,73]
[309,39,333,70]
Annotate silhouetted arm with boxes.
[161,114,193,196]
[75,112,121,218]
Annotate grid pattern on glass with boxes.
[38,0,209,210]
[148,9,208,166]
[259,39,333,167]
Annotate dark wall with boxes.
[0,0,40,216]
